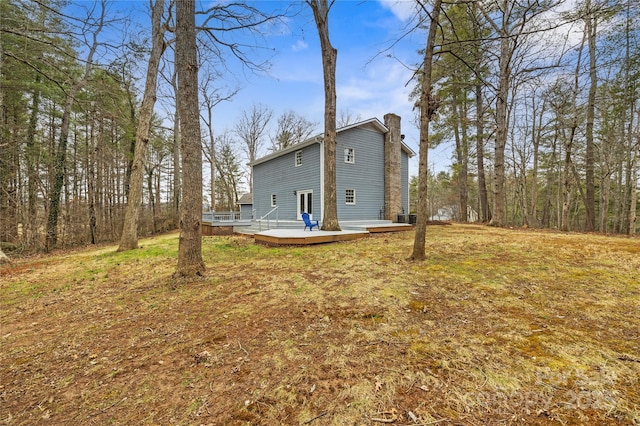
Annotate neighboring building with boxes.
[429,205,479,222]
[237,193,253,220]
[248,113,415,223]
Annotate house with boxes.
[430,205,479,222]
[237,193,253,220]
[248,113,415,223]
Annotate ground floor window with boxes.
[345,188,356,205]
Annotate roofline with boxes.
[401,141,416,158]
[339,117,388,133]
[336,117,416,157]
[248,135,322,167]
[248,116,415,167]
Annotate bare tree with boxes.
[473,12,491,223]
[631,147,639,235]
[562,27,587,232]
[270,110,318,151]
[584,0,598,231]
[308,0,340,231]
[119,0,168,251]
[171,71,181,226]
[200,73,238,211]
[214,132,243,210]
[235,103,272,192]
[411,0,443,261]
[476,0,560,227]
[174,0,205,278]
[337,109,362,127]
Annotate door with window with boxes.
[297,190,313,220]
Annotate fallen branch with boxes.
[618,355,640,363]
[371,411,398,423]
[238,340,249,356]
[87,397,127,418]
[371,417,396,423]
[302,411,327,424]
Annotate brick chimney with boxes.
[384,113,402,222]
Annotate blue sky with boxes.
[66,1,450,177]
[206,1,444,176]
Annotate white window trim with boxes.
[344,147,355,164]
[271,194,277,207]
[294,150,302,167]
[345,188,356,205]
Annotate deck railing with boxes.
[258,205,279,231]
[203,211,242,222]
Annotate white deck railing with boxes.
[258,205,279,231]
[203,211,242,222]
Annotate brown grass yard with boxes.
[1,224,639,425]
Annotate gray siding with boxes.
[336,128,385,220]
[252,143,321,221]
[239,204,253,220]
[252,122,411,222]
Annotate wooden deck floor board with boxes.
[252,225,411,246]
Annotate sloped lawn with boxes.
[1,224,639,425]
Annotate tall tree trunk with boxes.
[624,0,636,235]
[309,0,340,231]
[46,91,76,250]
[119,0,166,251]
[529,97,544,227]
[489,4,511,227]
[477,0,554,227]
[45,3,105,251]
[599,169,612,232]
[169,67,181,228]
[475,80,490,222]
[174,0,205,278]
[203,106,216,211]
[411,0,442,260]
[630,147,638,235]
[584,6,597,231]
[561,125,577,232]
[561,27,587,232]
[452,91,468,221]
[26,75,41,246]
[542,132,558,228]
[173,108,181,226]
[147,165,157,233]
[87,106,97,244]
[210,154,216,211]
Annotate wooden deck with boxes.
[252,223,413,246]
[364,224,413,233]
[254,229,369,246]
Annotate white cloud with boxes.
[338,59,414,112]
[291,39,308,52]
[377,0,418,22]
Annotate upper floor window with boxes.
[345,188,356,205]
[295,150,302,167]
[344,147,355,164]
